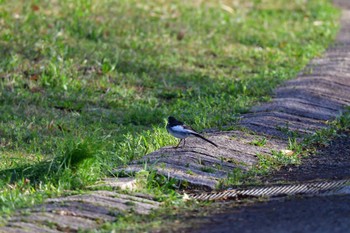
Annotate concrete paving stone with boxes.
[134,147,239,169]
[285,76,350,91]
[212,131,289,151]
[270,97,340,113]
[91,190,160,206]
[124,159,229,180]
[244,110,328,125]
[278,76,350,95]
[116,130,291,190]
[116,130,299,190]
[277,84,350,104]
[5,222,60,233]
[0,227,36,233]
[46,192,158,214]
[30,202,116,222]
[321,49,350,57]
[11,213,97,232]
[276,87,349,107]
[306,65,350,74]
[119,164,220,190]
[250,99,341,120]
[303,70,350,84]
[275,88,350,107]
[240,112,324,137]
[139,155,236,176]
[239,123,297,139]
[133,147,254,167]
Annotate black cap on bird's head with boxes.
[167,116,182,126]
[168,116,176,122]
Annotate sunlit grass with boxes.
[0,0,340,217]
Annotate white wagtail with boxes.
[166,116,218,148]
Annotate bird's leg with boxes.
[183,138,186,148]
[175,139,182,149]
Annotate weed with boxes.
[200,166,215,173]
[276,124,301,138]
[329,108,350,131]
[287,137,304,156]
[186,170,194,175]
[252,110,350,179]
[219,168,247,187]
[249,137,267,147]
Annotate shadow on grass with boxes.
[0,140,99,186]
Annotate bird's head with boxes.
[168,116,177,124]
[167,116,183,126]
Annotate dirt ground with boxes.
[177,133,350,233]
[265,133,350,183]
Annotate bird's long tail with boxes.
[191,132,218,147]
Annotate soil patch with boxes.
[264,132,350,183]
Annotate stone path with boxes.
[0,189,160,233]
[1,1,350,232]
[119,131,288,189]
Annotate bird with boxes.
[166,116,218,148]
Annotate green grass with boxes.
[0,0,340,219]
[249,137,267,147]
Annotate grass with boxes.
[0,0,340,223]
[249,137,267,147]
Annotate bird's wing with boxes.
[171,125,196,134]
[183,124,197,132]
[172,125,218,147]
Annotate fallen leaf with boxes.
[31,4,40,11]
[177,29,186,41]
[30,74,39,81]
